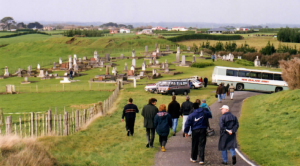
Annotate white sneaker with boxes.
[199,161,204,165]
[190,158,196,163]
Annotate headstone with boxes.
[152,52,157,57]
[69,55,72,63]
[156,60,159,65]
[120,54,124,59]
[54,73,58,77]
[130,65,135,72]
[161,63,165,69]
[60,77,71,83]
[124,63,128,71]
[132,49,135,57]
[53,62,56,69]
[156,48,159,53]
[24,77,28,82]
[106,66,109,75]
[74,64,78,72]
[99,60,104,67]
[132,59,136,67]
[177,47,180,54]
[38,70,45,77]
[45,71,48,76]
[165,59,167,63]
[165,63,169,73]
[59,58,62,65]
[133,77,136,88]
[254,56,261,67]
[17,68,22,77]
[230,54,234,62]
[83,56,87,61]
[149,59,152,65]
[64,72,68,76]
[153,57,156,65]
[74,54,77,59]
[155,43,158,49]
[200,51,203,57]
[222,55,226,60]
[192,55,196,63]
[112,66,117,74]
[176,53,180,63]
[73,58,77,65]
[187,46,190,51]
[142,63,146,71]
[4,66,9,77]
[69,62,73,69]
[145,46,148,52]
[37,64,40,70]
[105,54,110,62]
[152,69,156,76]
[27,66,32,76]
[78,58,82,63]
[166,45,169,51]
[140,71,144,76]
[127,70,134,76]
[181,55,186,65]
[94,50,97,58]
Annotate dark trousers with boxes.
[146,128,155,146]
[191,128,207,161]
[159,135,168,147]
[125,118,135,135]
[212,59,215,62]
[204,82,207,88]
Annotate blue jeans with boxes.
[221,149,236,162]
[218,94,222,102]
[222,93,226,99]
[172,118,178,133]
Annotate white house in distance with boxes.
[152,26,166,30]
[207,28,235,34]
[171,27,188,31]
[120,28,131,33]
[236,27,249,31]
[136,29,153,35]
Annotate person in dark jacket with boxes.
[225,83,230,96]
[180,95,193,137]
[167,96,181,136]
[216,84,223,103]
[69,69,73,80]
[203,77,208,88]
[185,102,212,165]
[154,104,172,152]
[218,105,239,165]
[122,98,139,136]
[141,98,159,148]
[222,83,226,100]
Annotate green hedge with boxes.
[191,62,215,68]
[167,34,243,42]
[234,59,254,66]
[0,31,50,38]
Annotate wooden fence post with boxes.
[19,116,22,138]
[14,124,17,136]
[31,112,35,136]
[0,108,4,126]
[83,109,87,124]
[75,110,79,131]
[48,109,52,135]
[99,102,103,116]
[60,114,62,136]
[64,111,68,136]
[42,114,45,136]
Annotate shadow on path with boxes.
[155,91,262,166]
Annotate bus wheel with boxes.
[236,84,244,91]
[275,87,282,92]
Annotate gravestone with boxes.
[153,57,157,65]
[59,57,62,64]
[74,64,78,72]
[177,47,180,54]
[156,60,159,65]
[83,56,87,61]
[161,63,165,69]
[64,72,68,76]
[37,64,40,70]
[192,55,196,63]
[69,62,73,69]
[133,77,136,88]
[27,66,32,76]
[200,51,203,57]
[106,66,109,75]
[142,63,146,71]
[140,71,144,76]
[166,45,169,51]
[45,71,48,76]
[155,43,158,49]
[69,55,72,63]
[145,46,148,52]
[4,66,9,77]
[17,68,22,77]
[6,85,15,94]
[24,77,28,82]
[254,56,261,67]
[127,70,134,76]
[94,50,97,58]
[165,63,169,73]
[73,58,77,65]
[60,77,71,83]
[176,53,180,63]
[230,54,234,62]
[181,55,186,65]
[120,54,124,59]
[130,65,135,72]
[53,62,56,69]
[124,63,128,71]
[187,46,190,51]
[132,49,135,57]
[38,70,45,77]
[149,59,152,65]
[78,58,82,63]
[165,59,167,63]
[54,73,58,77]
[74,54,77,59]
[152,69,156,76]
[156,48,159,53]
[112,66,117,75]
[105,54,110,62]
[152,52,157,57]
[132,59,136,67]
[222,55,226,60]
[99,60,104,67]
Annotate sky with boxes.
[0,0,299,25]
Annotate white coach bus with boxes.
[212,66,288,92]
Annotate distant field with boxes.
[0,34,53,45]
[0,32,17,37]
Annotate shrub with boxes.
[191,62,215,68]
[167,34,243,42]
[201,48,213,55]
[234,59,254,66]
[279,58,300,89]
[277,27,300,43]
[260,41,276,55]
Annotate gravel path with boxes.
[155,91,261,166]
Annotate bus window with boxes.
[238,71,250,77]
[274,74,283,81]
[262,73,273,80]
[226,69,238,76]
[250,72,262,79]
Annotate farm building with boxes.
[43,26,55,31]
[120,28,130,33]
[152,26,166,30]
[207,28,235,34]
[171,27,188,31]
[110,28,119,34]
[236,27,250,31]
[136,29,153,35]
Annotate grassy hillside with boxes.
[239,89,300,166]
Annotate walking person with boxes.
[216,84,223,103]
[199,77,203,83]
[142,98,159,148]
[69,69,73,80]
[154,104,172,152]
[226,83,230,96]
[180,96,193,137]
[204,77,208,88]
[189,80,193,89]
[185,102,212,165]
[229,83,235,100]
[211,54,215,62]
[167,96,181,136]
[122,98,139,136]
[219,105,239,165]
[222,83,226,100]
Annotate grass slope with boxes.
[239,89,300,166]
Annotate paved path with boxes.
[155,91,261,166]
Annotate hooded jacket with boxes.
[154,111,172,136]
[200,103,212,118]
[184,108,212,133]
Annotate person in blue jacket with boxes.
[154,104,172,152]
[184,102,212,165]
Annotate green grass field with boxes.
[239,89,300,166]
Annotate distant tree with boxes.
[17,22,26,29]
[127,25,134,29]
[1,17,16,30]
[265,26,269,28]
[260,41,276,55]
[56,25,64,30]
[27,22,44,29]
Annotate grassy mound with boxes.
[191,62,215,68]
[234,59,254,66]
[239,89,300,166]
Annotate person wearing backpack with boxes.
[184,102,212,165]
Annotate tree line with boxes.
[277,27,300,43]
[63,29,110,37]
[0,17,44,30]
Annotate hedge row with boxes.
[167,34,243,42]
[234,59,254,66]
[0,31,50,38]
[191,62,215,68]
